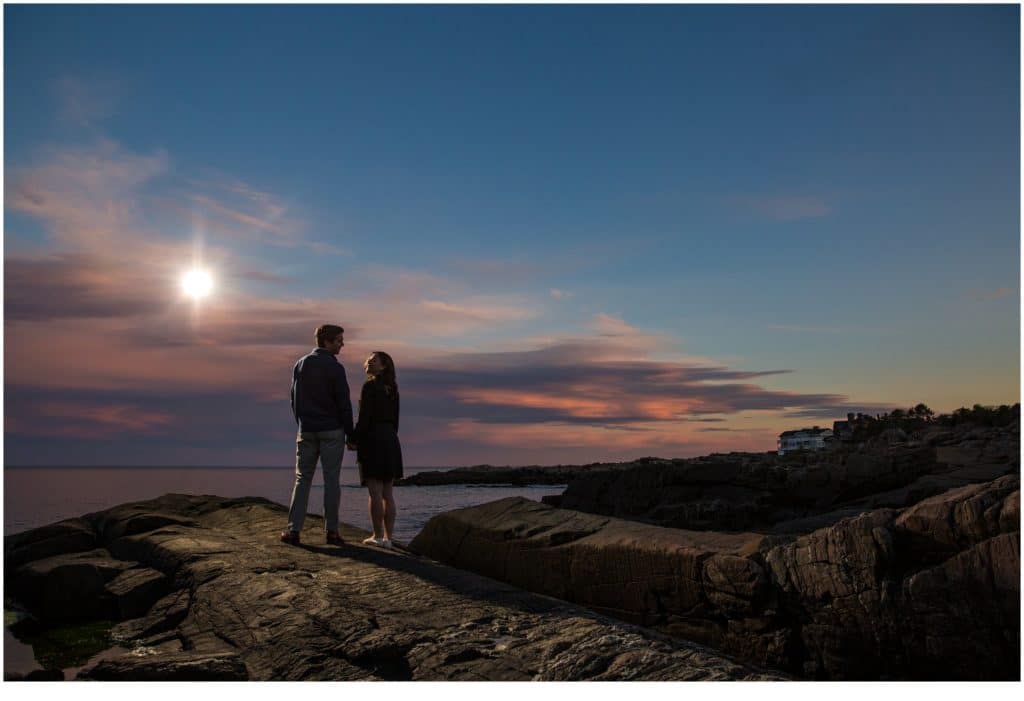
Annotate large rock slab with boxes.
[5,494,782,681]
[412,497,794,670]
[77,651,249,681]
[412,475,1020,680]
[4,518,98,569]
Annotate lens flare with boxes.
[181,269,214,300]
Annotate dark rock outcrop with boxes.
[4,518,98,569]
[5,494,782,681]
[410,474,1020,680]
[8,548,139,622]
[554,424,1018,534]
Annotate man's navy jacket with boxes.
[290,348,355,437]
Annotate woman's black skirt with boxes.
[357,423,403,486]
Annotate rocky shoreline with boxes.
[402,418,1021,680]
[4,494,783,681]
[6,417,1018,681]
[410,474,1020,680]
[549,422,1019,535]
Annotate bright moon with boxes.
[182,269,214,300]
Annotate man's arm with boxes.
[290,363,300,425]
[335,365,356,440]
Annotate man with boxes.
[281,324,356,545]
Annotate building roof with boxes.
[779,427,832,438]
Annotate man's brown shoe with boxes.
[326,531,344,545]
[280,530,301,545]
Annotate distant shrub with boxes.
[939,403,1020,428]
[846,402,1018,441]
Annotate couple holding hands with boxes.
[281,324,402,549]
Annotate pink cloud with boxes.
[981,287,1016,302]
[5,140,169,258]
[5,137,345,268]
[8,401,175,439]
[443,419,775,463]
[453,388,623,419]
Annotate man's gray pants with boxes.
[287,428,345,533]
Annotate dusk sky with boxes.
[3,3,1020,467]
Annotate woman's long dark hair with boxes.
[370,351,398,396]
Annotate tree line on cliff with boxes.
[849,402,1019,441]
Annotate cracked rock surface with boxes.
[411,475,1020,680]
[5,494,783,681]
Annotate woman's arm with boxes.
[353,381,372,443]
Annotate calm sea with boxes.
[3,466,566,543]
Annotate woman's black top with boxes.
[354,378,403,485]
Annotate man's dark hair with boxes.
[315,324,344,348]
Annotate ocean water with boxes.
[3,466,566,544]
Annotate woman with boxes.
[353,351,403,548]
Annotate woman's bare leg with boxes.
[365,479,384,539]
[382,480,397,541]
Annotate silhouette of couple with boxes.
[280,324,402,549]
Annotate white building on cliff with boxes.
[777,426,833,455]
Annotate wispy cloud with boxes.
[972,287,1017,302]
[591,313,636,337]
[53,75,120,127]
[6,130,346,267]
[190,194,291,235]
[5,138,169,251]
[4,254,173,321]
[440,257,567,284]
[186,181,346,255]
[728,194,832,221]
[767,323,846,334]
[420,299,535,323]
[7,400,175,439]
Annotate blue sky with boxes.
[4,4,1019,466]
